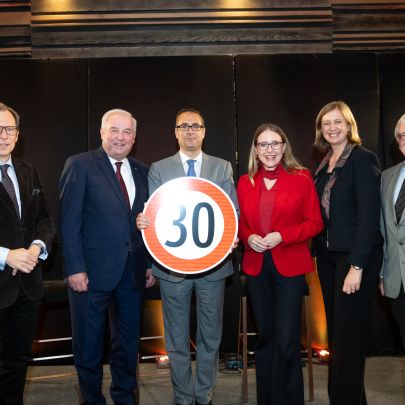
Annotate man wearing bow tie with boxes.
[0,102,56,405]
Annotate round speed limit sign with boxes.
[142,177,238,274]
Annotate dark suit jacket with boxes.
[314,145,383,268]
[238,168,323,277]
[0,158,56,308]
[59,147,149,291]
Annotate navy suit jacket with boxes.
[59,147,149,291]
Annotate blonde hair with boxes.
[314,100,361,153]
[247,123,304,184]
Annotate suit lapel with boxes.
[13,160,30,222]
[0,182,17,219]
[129,158,147,215]
[172,152,188,179]
[249,173,263,233]
[0,160,29,222]
[200,153,210,179]
[94,147,130,211]
[389,164,405,225]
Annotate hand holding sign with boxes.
[140,177,238,274]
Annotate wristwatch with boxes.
[352,265,363,271]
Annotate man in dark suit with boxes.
[0,102,56,405]
[59,109,154,405]
[137,108,238,405]
[380,113,405,348]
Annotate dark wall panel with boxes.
[0,59,88,221]
[0,59,88,279]
[88,56,236,171]
[235,54,380,176]
[380,54,405,169]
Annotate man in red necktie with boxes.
[59,109,155,405]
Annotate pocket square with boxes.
[31,188,41,197]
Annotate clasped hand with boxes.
[248,232,282,253]
[6,246,40,276]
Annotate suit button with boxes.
[400,242,404,245]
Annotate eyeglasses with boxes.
[397,133,405,141]
[256,141,284,151]
[176,123,205,131]
[0,126,18,136]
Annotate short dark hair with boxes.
[175,108,205,127]
[0,102,20,127]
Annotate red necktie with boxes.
[115,162,131,209]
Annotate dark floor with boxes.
[25,356,405,404]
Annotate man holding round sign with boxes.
[137,108,238,405]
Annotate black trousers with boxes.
[0,288,41,405]
[316,242,382,405]
[389,284,405,350]
[246,252,306,405]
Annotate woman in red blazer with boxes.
[237,123,323,405]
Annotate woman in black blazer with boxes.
[313,101,383,405]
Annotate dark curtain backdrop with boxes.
[1,53,404,356]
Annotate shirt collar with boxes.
[0,156,13,167]
[179,150,202,165]
[107,155,130,170]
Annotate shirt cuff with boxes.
[0,247,10,271]
[31,240,48,260]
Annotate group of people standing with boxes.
[0,99,404,405]
[238,100,404,405]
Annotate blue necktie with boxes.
[0,164,19,217]
[187,159,196,177]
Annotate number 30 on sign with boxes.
[142,177,238,274]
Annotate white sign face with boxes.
[142,177,238,274]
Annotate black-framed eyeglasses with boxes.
[0,126,18,136]
[256,141,284,151]
[175,123,205,131]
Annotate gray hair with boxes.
[394,113,405,138]
[101,109,137,131]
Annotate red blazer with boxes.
[237,168,323,277]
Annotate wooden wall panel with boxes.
[0,1,31,56]
[2,1,405,58]
[29,1,331,58]
[333,1,405,51]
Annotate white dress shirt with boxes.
[179,150,203,177]
[107,156,136,207]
